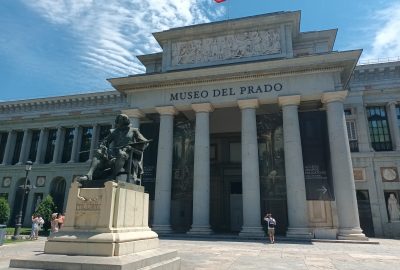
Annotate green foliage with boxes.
[0,198,10,224]
[33,195,57,231]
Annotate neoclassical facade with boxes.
[1,11,400,239]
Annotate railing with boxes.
[358,57,400,66]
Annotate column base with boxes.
[338,228,368,241]
[239,226,265,238]
[286,227,313,239]
[187,225,212,235]
[152,224,174,235]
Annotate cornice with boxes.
[109,50,359,93]
[0,91,127,117]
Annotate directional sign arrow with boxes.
[317,186,328,194]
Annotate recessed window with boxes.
[367,106,392,151]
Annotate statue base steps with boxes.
[10,249,180,270]
[10,181,180,269]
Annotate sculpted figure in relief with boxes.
[171,29,281,66]
[388,193,400,222]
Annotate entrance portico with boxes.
[109,11,367,240]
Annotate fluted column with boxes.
[34,128,46,164]
[238,99,264,237]
[188,103,213,235]
[68,126,80,163]
[355,104,373,152]
[17,129,30,165]
[322,91,367,240]
[51,127,64,163]
[1,130,15,165]
[121,108,144,129]
[152,106,176,234]
[387,102,400,151]
[279,95,312,239]
[88,124,99,162]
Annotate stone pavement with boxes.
[1,237,400,269]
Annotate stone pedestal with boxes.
[10,181,180,269]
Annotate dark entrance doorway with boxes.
[356,190,375,237]
[210,133,242,233]
[50,177,66,213]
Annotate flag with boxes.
[214,0,226,3]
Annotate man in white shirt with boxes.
[264,213,276,244]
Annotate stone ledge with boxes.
[10,248,180,270]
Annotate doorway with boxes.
[210,133,243,233]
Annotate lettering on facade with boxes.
[170,83,283,102]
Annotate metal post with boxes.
[12,161,32,240]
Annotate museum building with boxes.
[1,11,400,239]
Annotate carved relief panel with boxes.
[171,28,281,67]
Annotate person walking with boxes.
[264,213,277,244]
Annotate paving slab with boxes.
[1,237,400,270]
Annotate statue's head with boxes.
[115,114,130,127]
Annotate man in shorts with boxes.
[264,213,277,243]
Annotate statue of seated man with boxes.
[80,114,149,182]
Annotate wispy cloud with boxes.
[23,0,224,77]
[361,1,400,61]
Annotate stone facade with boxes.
[0,11,400,239]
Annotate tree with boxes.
[0,198,10,225]
[34,195,57,232]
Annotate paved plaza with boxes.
[1,237,400,269]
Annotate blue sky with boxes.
[1,0,400,101]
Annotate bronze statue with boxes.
[79,114,149,183]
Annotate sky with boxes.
[1,0,400,102]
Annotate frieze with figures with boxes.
[171,29,281,66]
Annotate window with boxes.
[11,131,24,165]
[367,106,392,151]
[28,130,40,162]
[0,132,8,164]
[44,129,57,164]
[61,128,74,163]
[346,120,359,152]
[79,127,93,162]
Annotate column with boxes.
[322,91,367,240]
[387,102,400,151]
[355,104,373,152]
[152,106,176,234]
[121,108,144,129]
[17,129,30,165]
[188,103,213,235]
[1,130,15,165]
[34,128,46,164]
[51,127,64,163]
[68,126,80,163]
[279,95,312,239]
[88,124,99,161]
[238,99,264,237]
